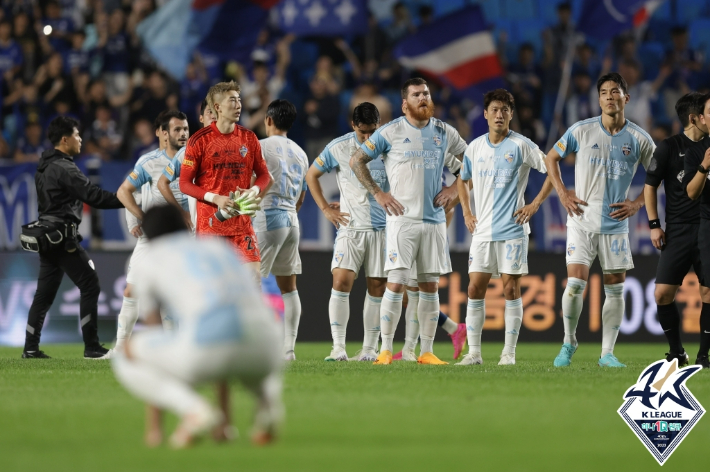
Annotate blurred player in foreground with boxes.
[157,99,217,230]
[114,111,189,352]
[645,92,709,366]
[254,99,308,360]
[456,89,551,366]
[350,78,466,365]
[179,81,273,282]
[307,102,386,362]
[546,72,655,368]
[112,205,284,448]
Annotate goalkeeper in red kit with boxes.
[179,81,273,277]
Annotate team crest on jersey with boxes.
[622,143,632,156]
[567,243,575,256]
[432,135,442,146]
[239,145,248,157]
[468,255,473,267]
[504,151,514,163]
[677,170,685,183]
[334,251,344,264]
[618,359,705,465]
[365,139,376,151]
[388,250,397,263]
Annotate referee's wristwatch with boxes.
[699,164,709,174]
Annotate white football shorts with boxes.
[384,219,451,276]
[566,226,634,273]
[468,235,529,277]
[331,228,386,279]
[256,226,301,278]
[126,237,150,285]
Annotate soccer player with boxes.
[455,89,551,366]
[546,72,655,368]
[350,77,467,365]
[179,81,273,281]
[114,110,189,352]
[682,93,710,369]
[306,102,387,362]
[254,99,308,361]
[112,205,283,448]
[157,99,216,230]
[646,92,709,367]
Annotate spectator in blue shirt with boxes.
[0,20,23,81]
[98,9,131,100]
[14,122,50,163]
[43,0,75,53]
[64,31,89,76]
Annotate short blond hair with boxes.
[206,81,241,119]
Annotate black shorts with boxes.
[698,220,710,287]
[657,223,705,286]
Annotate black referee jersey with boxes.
[683,135,710,219]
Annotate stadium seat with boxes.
[501,0,537,20]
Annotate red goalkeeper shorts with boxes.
[224,230,261,263]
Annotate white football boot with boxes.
[498,353,516,365]
[456,352,483,365]
[324,345,348,361]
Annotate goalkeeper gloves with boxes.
[214,191,262,222]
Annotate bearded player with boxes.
[179,81,273,278]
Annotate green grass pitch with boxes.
[0,342,708,472]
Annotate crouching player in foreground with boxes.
[306,102,387,362]
[456,89,552,366]
[254,99,309,360]
[112,205,283,448]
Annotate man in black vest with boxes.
[23,116,125,359]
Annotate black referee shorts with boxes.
[657,223,705,286]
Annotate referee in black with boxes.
[681,92,710,369]
[645,92,709,368]
[23,117,125,359]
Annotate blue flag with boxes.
[577,0,664,40]
[276,0,367,36]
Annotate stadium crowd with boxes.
[1,0,709,165]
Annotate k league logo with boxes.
[617,359,704,465]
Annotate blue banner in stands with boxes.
[577,0,663,40]
[276,0,368,36]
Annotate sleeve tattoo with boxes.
[350,149,381,196]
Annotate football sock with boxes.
[439,312,458,335]
[503,298,523,355]
[466,299,485,354]
[160,311,176,332]
[328,289,350,348]
[418,292,439,354]
[562,278,586,346]
[115,297,138,350]
[657,302,683,354]
[380,289,403,352]
[282,290,301,353]
[403,290,420,351]
[698,303,710,357]
[112,351,209,417]
[363,293,381,351]
[601,283,624,357]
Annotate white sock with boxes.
[562,277,586,346]
[282,290,301,353]
[115,297,138,350]
[466,299,485,354]
[418,291,439,354]
[503,298,523,355]
[363,293,381,351]
[380,289,403,352]
[328,289,349,348]
[403,290,420,351]
[160,311,176,332]
[601,283,624,357]
[112,349,210,417]
[441,314,458,335]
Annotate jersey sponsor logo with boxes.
[591,143,600,150]
[618,359,705,465]
[432,135,442,146]
[388,250,397,263]
[165,166,174,176]
[404,150,440,159]
[622,143,632,156]
[129,171,138,180]
[556,139,566,152]
[365,139,376,151]
[567,243,575,256]
[504,151,514,163]
[403,137,411,143]
[183,159,194,167]
[315,156,325,167]
[677,170,685,183]
[240,145,248,157]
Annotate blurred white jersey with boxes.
[461,131,547,241]
[313,132,388,231]
[359,117,466,224]
[253,136,308,233]
[554,116,655,234]
[124,148,170,238]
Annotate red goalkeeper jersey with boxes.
[179,121,270,236]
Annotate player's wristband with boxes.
[648,219,661,229]
[699,164,709,174]
[204,192,218,203]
